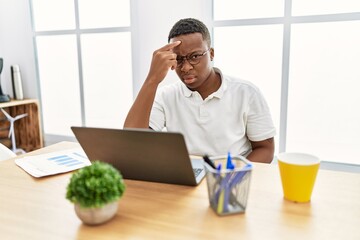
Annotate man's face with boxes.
[170,33,214,90]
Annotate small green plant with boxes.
[66,161,126,208]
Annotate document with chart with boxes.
[15,148,91,177]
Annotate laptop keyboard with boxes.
[193,168,203,177]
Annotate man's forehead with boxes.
[170,32,203,43]
[171,34,206,54]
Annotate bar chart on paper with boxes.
[48,153,88,168]
[15,148,91,177]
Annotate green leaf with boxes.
[66,161,126,208]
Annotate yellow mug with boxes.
[277,152,320,203]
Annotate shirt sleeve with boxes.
[246,88,276,141]
[149,90,166,131]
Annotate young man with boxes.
[124,18,276,163]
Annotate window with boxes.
[214,0,284,20]
[287,21,360,165]
[78,0,130,28]
[32,0,75,31]
[213,0,360,164]
[81,32,132,128]
[31,0,132,138]
[292,0,360,16]
[36,35,81,135]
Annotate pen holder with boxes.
[204,156,253,216]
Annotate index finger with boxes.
[158,41,181,52]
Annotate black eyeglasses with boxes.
[176,49,210,68]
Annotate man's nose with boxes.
[180,59,193,72]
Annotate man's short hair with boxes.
[168,18,211,47]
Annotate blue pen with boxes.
[222,153,235,213]
[217,164,232,214]
[227,163,253,208]
[216,163,222,172]
[229,163,252,188]
[226,151,235,169]
[214,153,235,212]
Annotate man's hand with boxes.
[146,41,181,84]
[123,41,181,129]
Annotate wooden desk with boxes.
[0,142,359,240]
[0,99,43,151]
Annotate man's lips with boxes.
[183,75,196,84]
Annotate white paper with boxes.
[15,148,91,177]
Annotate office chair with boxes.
[0,108,28,155]
[0,142,16,161]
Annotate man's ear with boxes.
[210,48,214,61]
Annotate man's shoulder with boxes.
[223,74,260,94]
[215,67,259,92]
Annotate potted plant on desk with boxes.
[66,161,126,225]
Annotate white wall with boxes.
[0,0,211,101]
[0,0,38,99]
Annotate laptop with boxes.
[71,126,205,186]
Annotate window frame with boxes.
[29,0,133,144]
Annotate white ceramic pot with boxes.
[74,201,118,225]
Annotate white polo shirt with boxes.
[149,68,276,156]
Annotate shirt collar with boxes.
[181,82,193,97]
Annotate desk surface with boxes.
[0,142,359,240]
